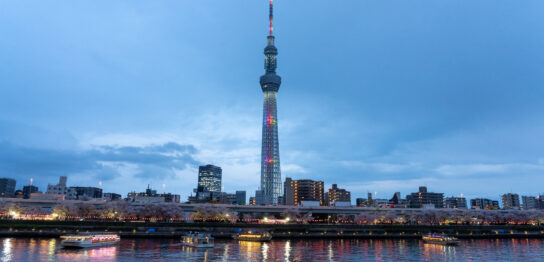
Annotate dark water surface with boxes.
[1,238,543,261]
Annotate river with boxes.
[1,238,543,261]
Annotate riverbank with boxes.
[1,230,543,240]
[0,220,543,239]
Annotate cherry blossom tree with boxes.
[281,208,300,221]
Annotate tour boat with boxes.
[181,232,214,248]
[422,234,460,245]
[60,234,120,248]
[233,230,272,242]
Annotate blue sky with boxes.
[1,1,543,202]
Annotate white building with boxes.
[131,196,165,204]
[522,196,538,210]
[332,201,352,207]
[46,176,76,198]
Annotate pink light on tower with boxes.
[269,0,274,36]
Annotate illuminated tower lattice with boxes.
[260,0,282,205]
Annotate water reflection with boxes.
[422,243,457,261]
[47,239,56,261]
[222,243,229,262]
[284,240,291,262]
[57,246,117,261]
[2,238,12,262]
[238,240,262,260]
[89,246,117,258]
[262,242,269,260]
[178,245,211,262]
[328,241,333,261]
[0,238,543,261]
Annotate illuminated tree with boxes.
[300,212,313,224]
[1,203,22,218]
[281,208,300,221]
[136,204,162,220]
[379,211,398,224]
[52,204,70,220]
[71,203,99,218]
[23,206,46,216]
[101,202,132,220]
[160,204,185,221]
[354,213,377,225]
[190,204,237,222]
[243,213,254,220]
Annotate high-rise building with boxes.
[128,186,180,203]
[236,191,246,205]
[366,192,374,207]
[522,196,538,210]
[283,177,324,206]
[406,186,444,208]
[537,195,544,209]
[502,193,521,209]
[69,187,103,200]
[162,193,181,203]
[388,192,408,208]
[277,196,285,205]
[0,178,16,197]
[22,185,39,199]
[219,192,237,204]
[46,176,70,195]
[444,197,467,209]
[196,165,222,199]
[255,190,265,205]
[260,0,282,205]
[356,198,365,207]
[470,198,500,209]
[326,184,351,206]
[103,193,122,201]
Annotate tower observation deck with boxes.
[260,0,282,205]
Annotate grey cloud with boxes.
[0,142,199,186]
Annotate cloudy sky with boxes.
[1,1,543,202]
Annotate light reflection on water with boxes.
[0,238,543,261]
[2,238,12,262]
[284,240,291,261]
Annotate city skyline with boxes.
[1,1,544,201]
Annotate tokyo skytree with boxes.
[260,0,282,205]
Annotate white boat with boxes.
[60,234,120,248]
[181,232,214,248]
[422,234,460,245]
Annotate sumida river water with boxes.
[1,237,544,261]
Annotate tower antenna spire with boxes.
[269,0,274,36]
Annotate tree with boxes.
[160,203,185,221]
[281,208,300,221]
[380,211,398,224]
[190,204,236,222]
[1,203,22,218]
[23,206,46,216]
[354,213,377,225]
[71,203,99,218]
[52,204,70,220]
[101,202,132,220]
[300,212,313,224]
[136,204,163,220]
[415,210,440,225]
[243,213,254,221]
